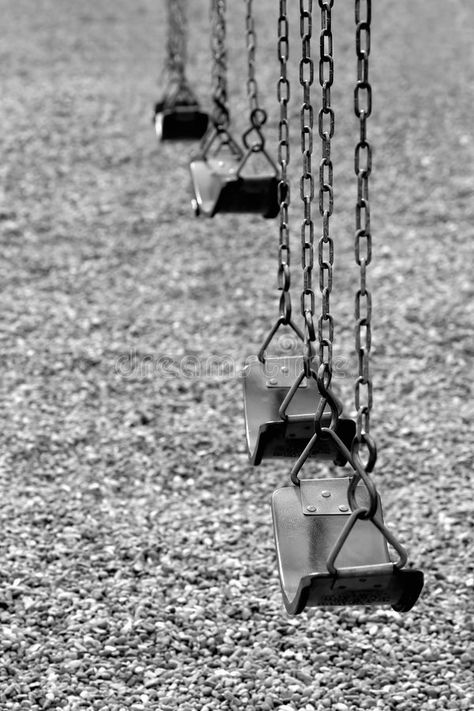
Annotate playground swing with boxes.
[154,0,209,141]
[269,0,424,614]
[190,0,280,219]
[272,367,424,614]
[242,0,355,466]
[242,339,356,466]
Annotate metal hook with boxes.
[316,428,378,518]
[242,125,265,153]
[290,431,320,486]
[326,506,408,576]
[198,124,243,161]
[278,368,307,421]
[292,427,378,519]
[236,145,280,178]
[258,317,305,364]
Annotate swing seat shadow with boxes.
[242,355,356,465]
[272,478,424,615]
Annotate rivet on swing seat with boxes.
[272,477,424,615]
[155,101,209,142]
[242,356,356,465]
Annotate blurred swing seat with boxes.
[154,100,209,141]
[272,476,424,615]
[189,125,280,218]
[242,356,356,465]
[190,156,279,217]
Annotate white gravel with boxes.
[0,0,473,709]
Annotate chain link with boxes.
[317,0,334,372]
[277,0,292,323]
[299,0,316,366]
[211,0,230,128]
[354,0,373,441]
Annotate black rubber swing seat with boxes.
[272,477,424,615]
[189,156,280,218]
[242,355,356,465]
[154,101,209,141]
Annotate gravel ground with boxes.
[0,1,473,710]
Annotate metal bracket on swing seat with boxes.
[189,131,280,218]
[272,477,424,615]
[242,356,356,465]
[154,100,209,142]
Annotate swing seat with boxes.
[242,356,356,465]
[272,477,424,615]
[154,101,209,141]
[189,157,280,218]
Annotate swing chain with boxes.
[211,0,230,128]
[242,0,268,152]
[244,0,260,116]
[164,0,196,106]
[277,0,292,324]
[166,0,187,82]
[354,0,373,445]
[299,0,316,373]
[317,0,335,373]
[347,0,377,518]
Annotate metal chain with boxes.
[242,0,268,152]
[354,0,373,443]
[317,0,335,374]
[210,0,230,128]
[244,0,260,115]
[166,0,187,84]
[299,0,316,371]
[277,0,292,324]
[347,0,377,517]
